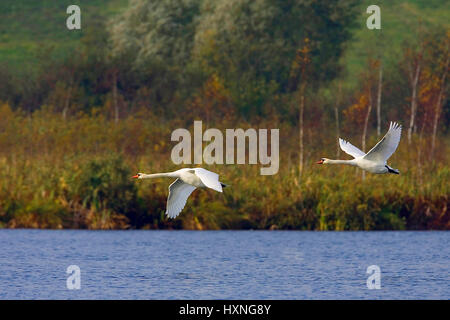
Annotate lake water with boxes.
[0,230,448,299]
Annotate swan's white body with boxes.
[133,168,225,218]
[318,122,402,174]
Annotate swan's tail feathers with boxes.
[220,182,229,188]
[386,165,400,174]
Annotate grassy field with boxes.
[341,0,449,88]
[0,0,128,69]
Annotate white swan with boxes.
[132,168,227,218]
[317,122,402,174]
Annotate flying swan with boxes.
[317,122,402,174]
[133,168,227,218]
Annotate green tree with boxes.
[109,0,203,106]
[194,0,358,115]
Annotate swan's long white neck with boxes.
[140,172,175,179]
[325,159,355,165]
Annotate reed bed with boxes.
[0,106,448,230]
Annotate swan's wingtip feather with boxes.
[389,121,402,131]
[166,209,178,219]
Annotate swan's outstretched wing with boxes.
[193,168,223,192]
[166,179,196,218]
[364,122,402,163]
[339,138,366,158]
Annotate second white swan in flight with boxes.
[133,168,227,218]
[317,121,402,174]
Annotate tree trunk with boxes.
[376,63,383,136]
[417,108,429,189]
[362,88,373,180]
[62,84,73,121]
[362,90,373,153]
[113,71,119,124]
[431,54,449,160]
[299,91,304,177]
[408,62,421,144]
[335,82,341,158]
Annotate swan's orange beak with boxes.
[132,175,139,179]
[316,160,324,164]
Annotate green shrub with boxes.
[65,155,138,226]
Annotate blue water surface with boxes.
[0,230,448,299]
